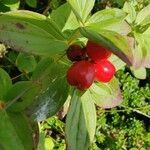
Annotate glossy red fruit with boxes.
[67,60,95,91]
[86,40,112,62]
[67,45,86,61]
[94,59,116,83]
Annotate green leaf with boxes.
[37,132,54,150]
[0,110,34,150]
[66,90,96,150]
[32,57,54,81]
[26,0,37,8]
[51,2,79,35]
[62,11,80,32]
[16,53,37,73]
[0,2,10,12]
[123,1,136,24]
[103,21,131,35]
[0,68,12,99]
[86,8,126,30]
[127,37,142,69]
[4,81,41,112]
[89,77,122,108]
[7,51,18,63]
[0,10,68,56]
[51,3,71,30]
[131,67,147,80]
[85,10,131,35]
[29,59,69,121]
[109,54,126,71]
[80,27,133,65]
[51,3,79,38]
[135,4,150,26]
[67,0,95,23]
[45,138,54,150]
[1,0,20,11]
[30,78,69,121]
[85,7,131,35]
[140,15,150,26]
[37,132,45,150]
[134,28,150,68]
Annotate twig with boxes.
[132,109,150,119]
[0,65,12,68]
[43,1,51,16]
[11,73,24,80]
[98,105,150,119]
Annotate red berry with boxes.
[67,60,95,91]
[67,45,86,61]
[86,40,112,62]
[94,59,116,83]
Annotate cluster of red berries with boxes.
[66,41,116,91]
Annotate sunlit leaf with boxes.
[109,54,126,71]
[67,0,95,23]
[123,2,136,24]
[66,90,96,150]
[0,10,68,56]
[135,4,150,26]
[86,8,126,30]
[90,77,122,108]
[134,28,150,68]
[131,67,147,80]
[1,0,20,11]
[51,3,79,31]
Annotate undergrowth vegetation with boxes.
[38,69,150,150]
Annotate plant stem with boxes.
[11,73,24,80]
[97,105,150,118]
[43,1,51,16]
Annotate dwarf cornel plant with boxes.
[0,0,149,149]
